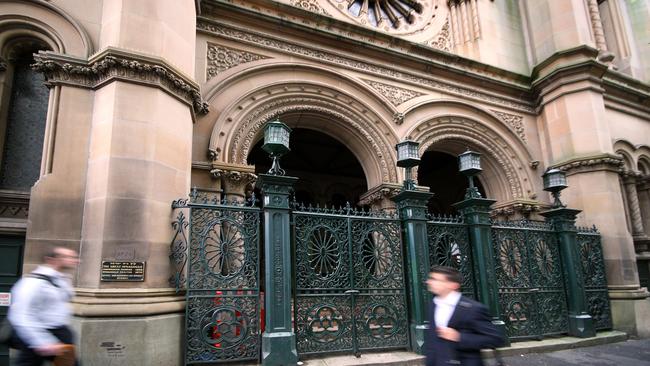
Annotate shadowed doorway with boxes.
[418,151,486,215]
[247,128,368,208]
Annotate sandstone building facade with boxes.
[0,0,649,365]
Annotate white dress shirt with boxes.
[433,291,462,328]
[8,265,74,348]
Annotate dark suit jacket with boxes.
[424,295,504,366]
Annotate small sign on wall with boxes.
[100,261,145,282]
[0,292,10,306]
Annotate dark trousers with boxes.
[12,326,79,366]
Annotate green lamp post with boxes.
[542,168,568,208]
[262,119,291,176]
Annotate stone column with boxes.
[392,189,433,353]
[621,173,650,252]
[586,0,615,63]
[65,1,197,365]
[258,174,299,366]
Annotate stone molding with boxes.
[553,153,624,176]
[0,190,29,219]
[206,43,270,80]
[363,79,425,106]
[72,288,185,317]
[412,116,531,200]
[196,20,535,113]
[31,48,209,119]
[291,0,330,16]
[358,183,402,206]
[491,110,526,142]
[223,92,398,183]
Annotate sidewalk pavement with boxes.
[299,331,650,366]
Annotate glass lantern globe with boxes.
[262,119,291,156]
[543,168,568,192]
[458,150,482,176]
[396,140,420,168]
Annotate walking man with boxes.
[8,246,79,365]
[424,266,504,366]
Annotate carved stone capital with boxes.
[0,57,7,72]
[31,48,209,120]
[490,199,543,219]
[552,153,624,176]
[358,183,402,206]
[210,163,257,201]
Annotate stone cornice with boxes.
[552,153,624,176]
[490,199,545,218]
[31,48,208,120]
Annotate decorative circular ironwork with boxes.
[200,307,248,349]
[307,226,340,278]
[580,243,594,279]
[506,301,529,331]
[203,219,246,277]
[346,0,424,29]
[533,239,554,278]
[362,230,393,278]
[308,305,345,343]
[364,304,398,339]
[433,233,462,268]
[499,238,522,279]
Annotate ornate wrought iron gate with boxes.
[427,216,475,298]
[293,207,409,356]
[491,221,568,340]
[577,227,613,330]
[181,196,262,364]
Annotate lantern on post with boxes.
[458,149,482,199]
[543,168,568,208]
[396,140,420,191]
[261,119,291,176]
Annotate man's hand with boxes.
[436,326,460,342]
[35,343,67,356]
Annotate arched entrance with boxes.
[247,128,368,208]
[418,151,486,215]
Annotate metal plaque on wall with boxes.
[100,261,146,282]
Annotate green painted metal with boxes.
[490,219,567,340]
[393,190,433,354]
[293,204,409,356]
[258,174,299,366]
[181,190,262,364]
[542,208,595,338]
[576,227,612,330]
[454,198,507,342]
[0,234,24,366]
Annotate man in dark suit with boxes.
[424,266,504,366]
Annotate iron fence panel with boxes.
[491,222,568,340]
[577,229,613,330]
[427,218,475,299]
[293,209,408,356]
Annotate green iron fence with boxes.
[577,226,612,330]
[292,204,409,356]
[172,190,262,364]
[491,220,569,340]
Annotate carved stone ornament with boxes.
[554,154,624,175]
[364,79,425,106]
[491,110,526,142]
[207,43,270,80]
[210,168,258,186]
[358,183,402,206]
[0,57,7,72]
[291,0,330,15]
[393,112,405,125]
[196,21,535,113]
[428,18,452,52]
[490,200,542,219]
[0,191,30,220]
[31,48,209,119]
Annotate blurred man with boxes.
[8,246,79,366]
[424,266,504,366]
